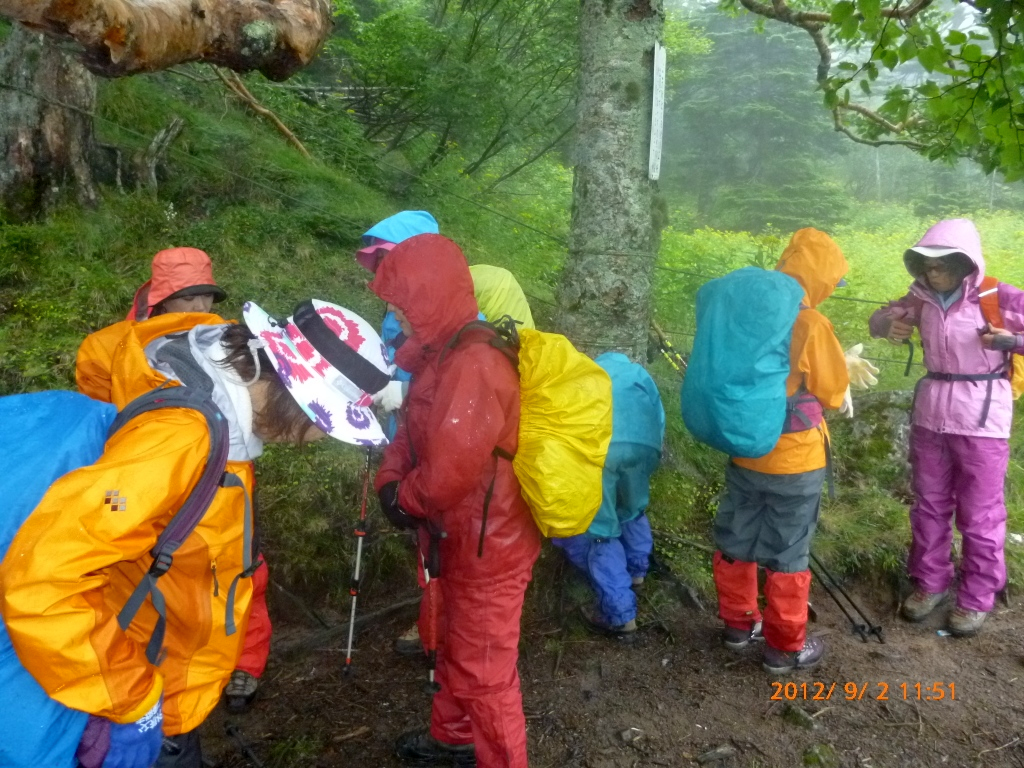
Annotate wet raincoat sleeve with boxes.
[795,311,849,411]
[869,293,918,339]
[396,348,516,520]
[376,419,415,491]
[0,409,210,725]
[995,283,1024,335]
[76,320,133,402]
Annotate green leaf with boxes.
[881,49,899,70]
[866,61,879,80]
[857,0,881,22]
[860,79,872,94]
[898,36,918,63]
[838,61,859,71]
[840,15,860,38]
[918,45,945,72]
[961,43,983,62]
[831,1,856,24]
[945,29,967,45]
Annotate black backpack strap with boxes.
[221,472,262,636]
[111,385,230,664]
[439,317,519,368]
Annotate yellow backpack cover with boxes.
[514,328,612,537]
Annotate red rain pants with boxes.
[429,570,532,768]
[236,558,272,678]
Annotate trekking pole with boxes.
[225,723,267,768]
[809,553,884,643]
[343,448,373,676]
[808,561,868,642]
[651,320,687,373]
[421,523,443,695]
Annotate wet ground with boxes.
[200,552,1024,768]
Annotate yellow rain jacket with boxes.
[1,314,255,735]
[733,229,849,475]
[469,264,535,329]
[77,313,226,402]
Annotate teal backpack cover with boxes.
[681,267,805,458]
[0,391,116,768]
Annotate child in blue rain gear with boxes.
[552,352,665,641]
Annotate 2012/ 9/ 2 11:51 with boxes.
[770,682,957,701]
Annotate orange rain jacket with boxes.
[0,314,255,735]
[732,229,850,475]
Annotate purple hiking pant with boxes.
[909,426,1008,612]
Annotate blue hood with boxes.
[595,352,665,451]
[363,211,439,245]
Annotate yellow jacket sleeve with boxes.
[794,309,849,410]
[0,409,209,723]
[76,320,133,403]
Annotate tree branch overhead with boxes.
[0,0,334,80]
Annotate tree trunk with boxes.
[556,0,663,361]
[0,0,333,80]
[0,24,97,222]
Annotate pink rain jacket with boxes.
[870,218,1024,439]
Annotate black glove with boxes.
[378,481,418,530]
[991,332,1020,351]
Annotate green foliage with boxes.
[737,0,1024,181]
[333,0,579,178]
[663,15,851,232]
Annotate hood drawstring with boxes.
[241,338,265,387]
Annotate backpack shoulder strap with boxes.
[979,276,1003,328]
[438,317,519,368]
[110,384,230,664]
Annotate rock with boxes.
[803,743,839,767]
[826,390,913,498]
[782,702,823,731]
[619,727,642,744]
[696,744,738,764]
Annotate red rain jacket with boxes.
[371,234,541,583]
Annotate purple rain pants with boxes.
[908,425,1008,612]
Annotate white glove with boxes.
[372,380,405,413]
[838,386,854,419]
[844,344,879,390]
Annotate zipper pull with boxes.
[211,561,220,597]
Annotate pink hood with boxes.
[904,218,985,290]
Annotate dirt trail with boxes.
[201,568,1024,768]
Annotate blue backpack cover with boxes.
[0,391,116,768]
[681,267,805,458]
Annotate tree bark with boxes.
[556,0,664,361]
[0,24,97,222]
[0,0,333,81]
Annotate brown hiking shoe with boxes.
[901,589,947,622]
[394,622,424,656]
[948,606,988,637]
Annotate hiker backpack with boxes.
[680,266,808,458]
[978,276,1024,400]
[442,320,613,540]
[1,384,232,665]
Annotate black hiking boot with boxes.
[395,729,476,766]
[762,637,825,676]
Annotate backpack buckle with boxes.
[149,552,174,577]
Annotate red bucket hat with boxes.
[129,247,227,319]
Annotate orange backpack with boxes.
[977,276,1024,400]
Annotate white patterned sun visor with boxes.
[243,300,390,446]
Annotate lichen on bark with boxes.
[556,0,665,361]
